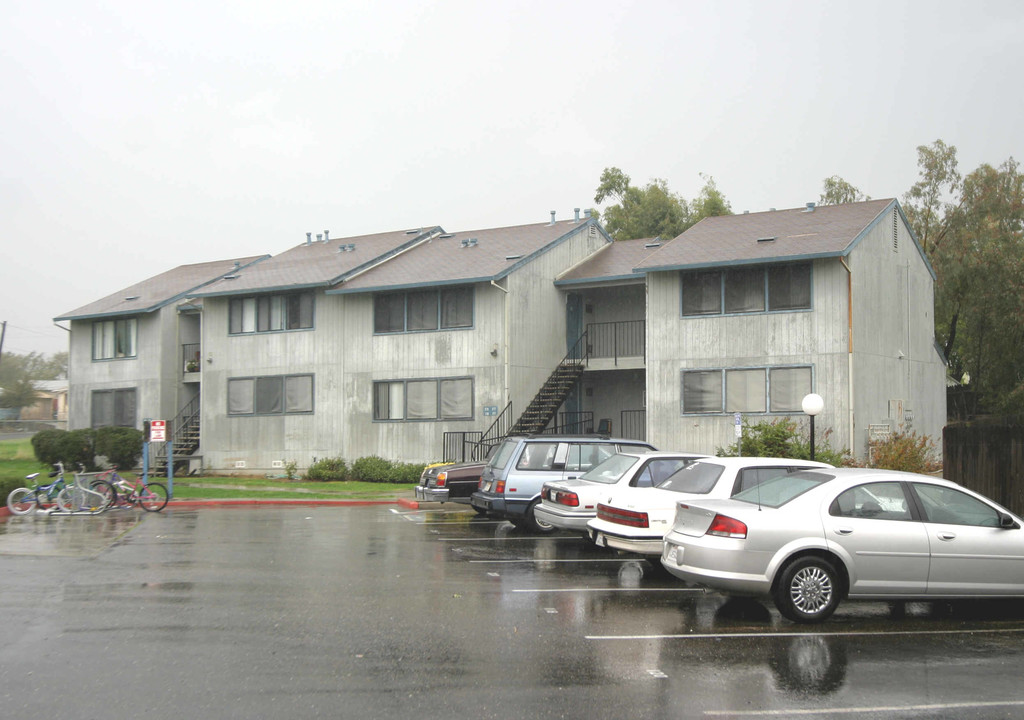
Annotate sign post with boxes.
[144,419,173,497]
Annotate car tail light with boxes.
[495,480,506,494]
[597,503,649,528]
[553,490,579,507]
[707,514,747,539]
[435,472,447,488]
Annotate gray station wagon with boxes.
[470,435,656,532]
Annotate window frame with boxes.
[373,286,474,335]
[227,374,315,416]
[372,376,474,422]
[229,292,314,335]
[681,262,812,317]
[91,317,138,361]
[681,365,813,416]
[90,387,137,428]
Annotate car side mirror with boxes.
[998,512,1018,529]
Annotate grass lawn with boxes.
[1,436,416,501]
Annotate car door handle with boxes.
[834,527,854,535]
[937,531,957,541]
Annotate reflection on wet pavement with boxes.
[0,512,140,557]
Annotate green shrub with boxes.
[31,429,66,466]
[867,430,941,473]
[94,426,144,469]
[349,456,426,483]
[717,418,852,467]
[31,428,97,470]
[305,457,348,482]
[350,455,394,483]
[390,462,427,484]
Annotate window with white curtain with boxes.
[229,292,313,334]
[373,377,474,421]
[726,368,767,412]
[92,318,137,360]
[769,366,812,412]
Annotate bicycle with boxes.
[6,462,71,515]
[97,466,169,512]
[54,465,116,514]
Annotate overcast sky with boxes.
[2,0,1021,358]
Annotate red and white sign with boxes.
[149,420,167,442]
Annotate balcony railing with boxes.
[182,343,201,374]
[586,320,645,364]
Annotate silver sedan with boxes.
[661,468,1024,623]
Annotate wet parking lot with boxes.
[3,503,1024,719]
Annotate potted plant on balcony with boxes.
[185,360,199,373]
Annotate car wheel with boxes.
[773,556,841,623]
[526,500,555,534]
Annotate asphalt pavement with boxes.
[3,503,1024,720]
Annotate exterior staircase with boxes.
[152,396,201,472]
[509,334,588,435]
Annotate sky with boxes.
[2,0,1022,358]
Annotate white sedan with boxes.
[533,451,708,532]
[661,467,1024,622]
[586,457,833,557]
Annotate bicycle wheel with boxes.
[137,482,169,512]
[90,480,117,509]
[55,487,73,513]
[7,488,36,515]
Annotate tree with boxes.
[593,167,732,242]
[690,174,732,220]
[0,377,41,416]
[819,176,870,205]
[903,141,1024,415]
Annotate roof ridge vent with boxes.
[460,238,478,248]
[757,236,777,243]
[803,202,816,212]
[505,253,522,261]
[336,243,356,253]
[439,233,454,239]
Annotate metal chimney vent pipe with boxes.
[549,210,556,225]
[574,207,580,223]
[306,232,312,245]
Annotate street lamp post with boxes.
[802,393,824,461]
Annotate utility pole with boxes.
[0,320,6,369]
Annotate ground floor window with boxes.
[228,375,314,415]
[91,388,137,427]
[373,377,473,421]
[681,365,812,414]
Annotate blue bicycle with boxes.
[6,462,71,515]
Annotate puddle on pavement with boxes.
[0,511,141,557]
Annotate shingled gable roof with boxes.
[555,236,664,286]
[633,198,924,273]
[54,255,269,321]
[328,217,609,294]
[190,227,443,298]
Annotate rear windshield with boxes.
[731,470,835,508]
[657,461,725,494]
[580,453,642,484]
[487,440,519,471]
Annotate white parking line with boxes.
[435,535,572,541]
[704,700,1024,716]
[470,558,629,563]
[587,627,1024,640]
[515,587,703,593]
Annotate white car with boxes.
[586,457,833,557]
[533,451,708,533]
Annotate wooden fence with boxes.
[943,415,1024,516]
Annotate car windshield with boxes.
[579,454,642,484]
[487,440,519,471]
[731,470,835,508]
[656,461,725,494]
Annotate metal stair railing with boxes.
[510,332,589,435]
[152,395,201,471]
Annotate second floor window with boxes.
[229,292,314,334]
[681,263,811,316]
[374,286,473,334]
[93,318,137,360]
